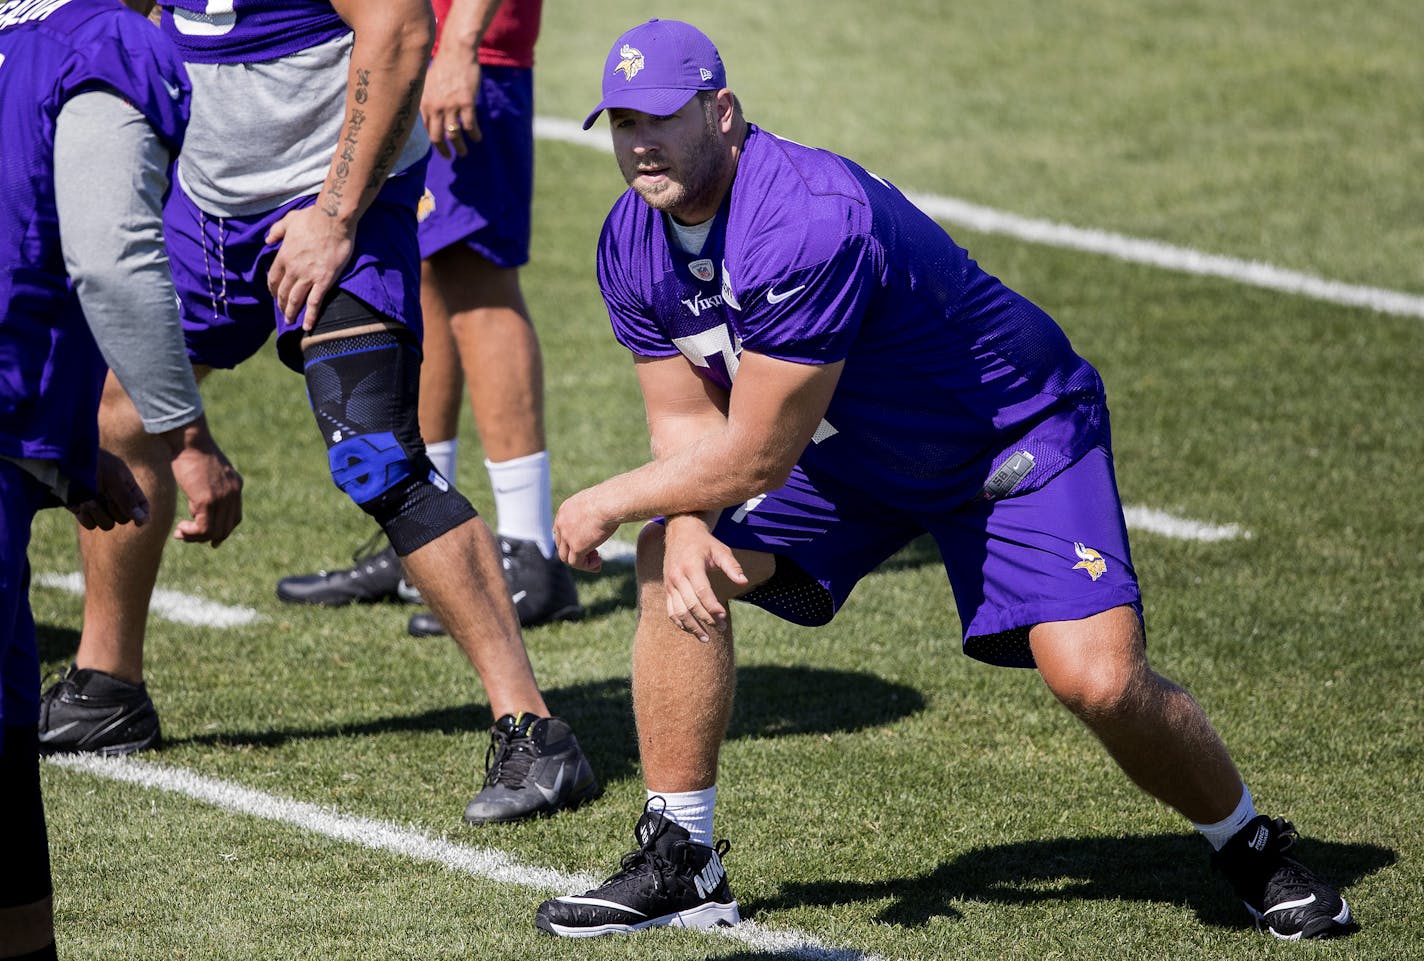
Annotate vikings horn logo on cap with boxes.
[615,43,645,80]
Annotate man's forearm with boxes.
[318,12,433,225]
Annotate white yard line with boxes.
[48,754,897,961]
[32,572,260,627]
[534,116,1424,320]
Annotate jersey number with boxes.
[671,323,838,446]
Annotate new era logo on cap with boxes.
[583,19,727,129]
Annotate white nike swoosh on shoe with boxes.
[553,896,647,918]
[1264,893,1317,914]
[511,590,528,604]
[39,721,81,741]
[766,284,806,305]
[535,762,566,805]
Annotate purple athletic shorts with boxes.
[164,159,428,373]
[0,461,45,731]
[711,445,1142,668]
[418,65,534,267]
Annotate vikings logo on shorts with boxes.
[615,44,645,80]
[1072,542,1107,581]
[416,189,436,224]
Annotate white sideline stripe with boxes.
[1123,505,1247,542]
[32,572,260,627]
[534,116,1424,320]
[47,754,898,961]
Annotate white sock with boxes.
[1193,783,1258,851]
[485,451,554,557]
[648,786,717,847]
[425,438,458,486]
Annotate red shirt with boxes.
[431,0,542,68]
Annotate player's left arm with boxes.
[554,351,843,569]
[266,0,434,328]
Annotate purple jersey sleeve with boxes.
[597,195,681,359]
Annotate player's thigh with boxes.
[933,445,1142,668]
[708,465,924,627]
[162,185,280,370]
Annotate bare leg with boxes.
[423,245,544,460]
[1030,605,1244,824]
[74,371,187,683]
[399,517,547,719]
[416,256,465,446]
[631,523,775,792]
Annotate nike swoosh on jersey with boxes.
[766,284,806,305]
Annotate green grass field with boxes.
[26,1,1424,958]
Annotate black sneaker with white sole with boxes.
[37,665,160,756]
[535,802,740,937]
[276,533,414,607]
[407,536,582,636]
[1211,815,1355,939]
[463,713,601,825]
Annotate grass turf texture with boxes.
[26,0,1423,957]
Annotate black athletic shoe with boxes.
[535,801,740,937]
[1212,815,1355,939]
[463,713,601,825]
[276,533,412,606]
[406,536,582,636]
[37,665,161,756]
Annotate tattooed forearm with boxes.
[365,73,423,193]
[323,106,366,217]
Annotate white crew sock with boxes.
[485,451,554,557]
[1193,783,1258,851]
[648,786,717,848]
[425,438,458,486]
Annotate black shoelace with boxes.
[483,727,537,788]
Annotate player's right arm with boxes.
[421,0,504,156]
[53,89,243,545]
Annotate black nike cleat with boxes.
[463,713,601,825]
[276,534,413,607]
[37,665,161,756]
[1212,815,1355,939]
[407,536,582,636]
[535,801,740,937]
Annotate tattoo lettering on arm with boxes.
[323,107,365,217]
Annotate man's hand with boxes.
[265,205,357,330]
[553,487,620,573]
[662,515,747,642]
[422,45,483,158]
[162,415,244,547]
[69,449,149,531]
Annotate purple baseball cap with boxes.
[582,19,727,129]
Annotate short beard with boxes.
[629,106,727,220]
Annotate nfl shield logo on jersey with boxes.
[690,258,715,282]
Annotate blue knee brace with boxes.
[303,326,477,555]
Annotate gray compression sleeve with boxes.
[54,89,203,435]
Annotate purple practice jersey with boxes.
[0,0,189,496]
[160,0,347,62]
[597,125,1109,510]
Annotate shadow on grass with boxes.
[162,665,925,784]
[752,831,1393,931]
